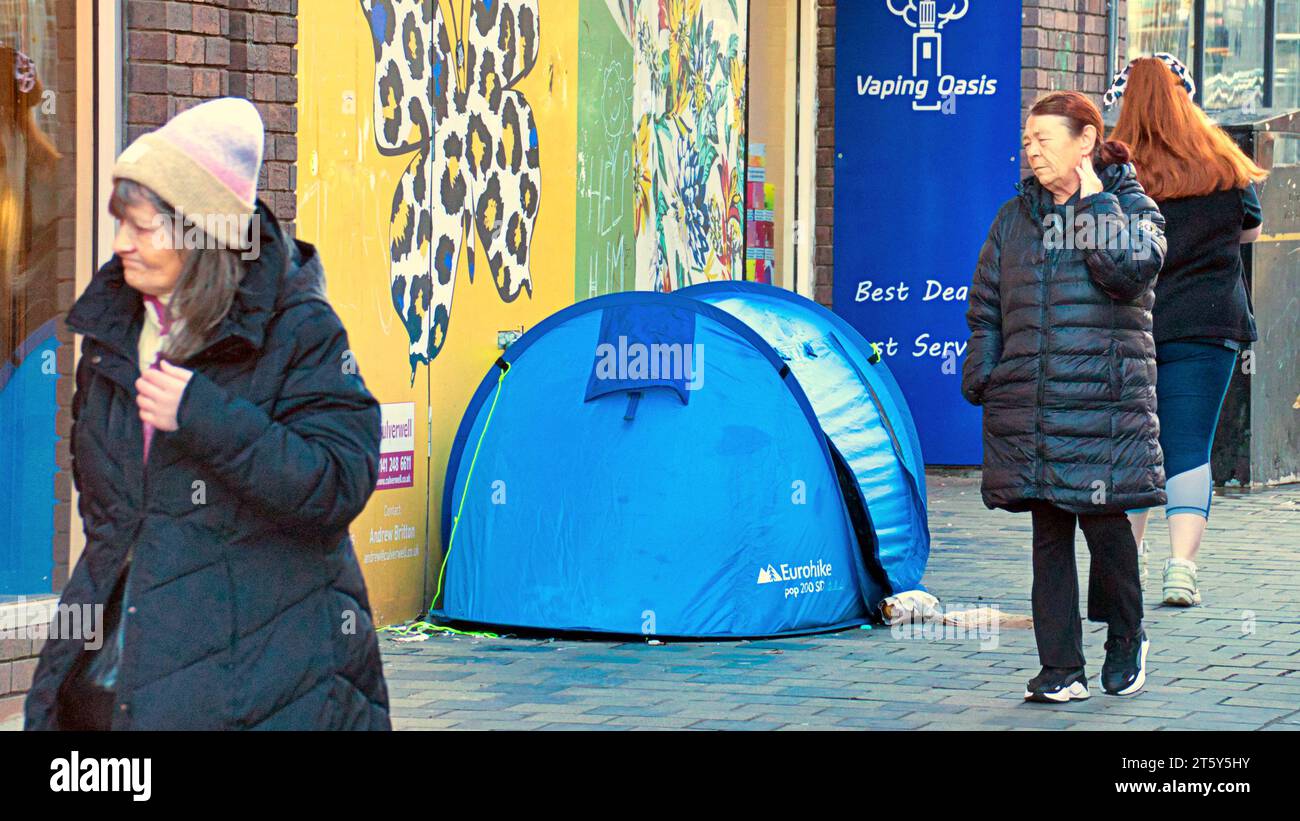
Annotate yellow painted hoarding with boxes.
[298,0,745,625]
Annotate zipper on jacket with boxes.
[112,357,154,727]
[1034,215,1057,493]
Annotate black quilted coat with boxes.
[962,162,1168,514]
[25,204,391,730]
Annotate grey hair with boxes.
[109,178,245,363]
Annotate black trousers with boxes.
[1030,502,1143,669]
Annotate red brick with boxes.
[253,13,277,43]
[275,134,297,162]
[130,63,167,94]
[129,0,167,29]
[165,2,192,32]
[276,75,297,104]
[276,16,297,45]
[0,694,23,724]
[0,638,32,663]
[205,37,230,66]
[10,658,37,693]
[253,73,276,101]
[230,10,250,39]
[128,94,169,125]
[164,65,190,95]
[244,44,268,70]
[193,5,223,35]
[267,44,291,74]
[228,72,252,98]
[129,30,170,61]
[229,42,249,70]
[175,34,206,64]
[266,161,290,190]
[193,68,222,97]
[275,191,297,221]
[261,102,294,132]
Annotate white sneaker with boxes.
[1162,557,1201,606]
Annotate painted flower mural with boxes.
[630,0,746,292]
[360,0,541,376]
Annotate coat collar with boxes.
[67,201,291,364]
[1016,162,1137,222]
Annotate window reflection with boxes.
[1277,0,1300,109]
[1127,0,1196,65]
[2,0,75,598]
[1203,0,1267,110]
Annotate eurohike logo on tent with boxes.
[757,560,834,585]
[757,564,783,584]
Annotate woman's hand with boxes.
[136,360,194,432]
[1076,158,1103,199]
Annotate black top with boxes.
[1151,184,1260,346]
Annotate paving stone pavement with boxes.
[4,474,1296,732]
[381,473,1300,731]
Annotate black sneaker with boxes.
[1024,667,1090,703]
[1101,630,1150,696]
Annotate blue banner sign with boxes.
[833,0,1022,465]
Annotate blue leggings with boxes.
[1139,341,1238,519]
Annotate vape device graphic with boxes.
[887,0,969,112]
[913,28,943,111]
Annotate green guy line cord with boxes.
[383,364,510,641]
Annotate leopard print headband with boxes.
[13,49,36,94]
[1103,53,1196,108]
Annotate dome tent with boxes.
[434,284,930,638]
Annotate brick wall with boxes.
[124,0,299,233]
[0,632,43,726]
[50,0,79,594]
[1021,0,1126,174]
[813,0,835,308]
[811,0,1125,308]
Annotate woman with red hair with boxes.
[1108,55,1269,608]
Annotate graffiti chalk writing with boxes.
[577,17,634,299]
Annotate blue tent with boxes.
[436,283,930,638]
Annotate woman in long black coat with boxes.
[24,98,391,730]
[962,91,1166,704]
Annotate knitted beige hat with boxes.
[111,97,265,247]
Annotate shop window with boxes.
[1203,0,1267,110]
[1277,0,1300,109]
[1127,0,1197,64]
[745,0,815,296]
[2,0,81,598]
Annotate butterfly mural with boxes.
[360,0,542,377]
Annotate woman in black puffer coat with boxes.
[24,98,390,730]
[962,91,1167,704]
